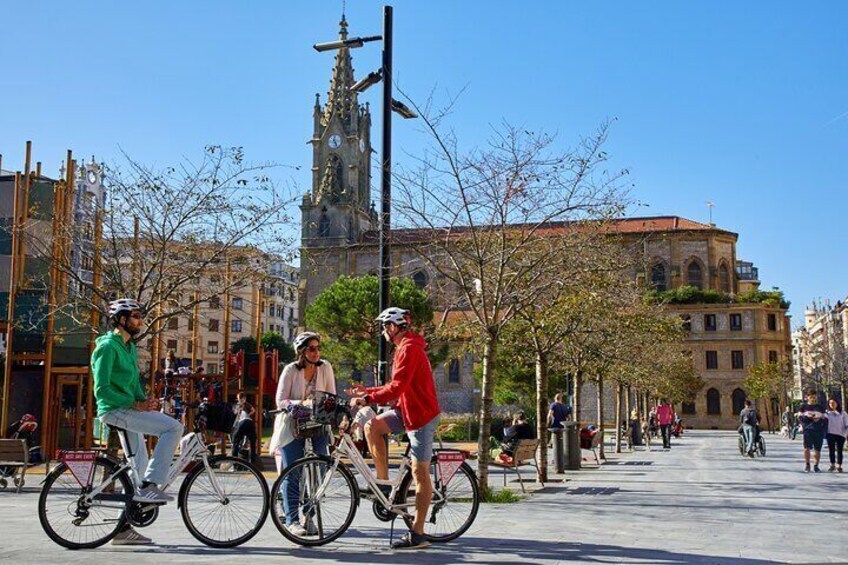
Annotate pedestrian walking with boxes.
[230,392,258,462]
[825,399,848,473]
[797,390,827,473]
[739,399,758,457]
[656,399,674,449]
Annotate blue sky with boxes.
[1,1,846,325]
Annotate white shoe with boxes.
[133,485,173,503]
[111,527,153,545]
[287,523,309,536]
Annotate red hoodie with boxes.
[367,330,440,430]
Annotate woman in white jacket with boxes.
[268,331,336,536]
[825,399,848,472]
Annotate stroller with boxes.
[1,414,41,490]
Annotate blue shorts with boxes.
[378,409,439,462]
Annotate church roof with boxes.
[321,15,357,129]
[360,215,737,244]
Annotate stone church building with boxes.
[299,17,791,427]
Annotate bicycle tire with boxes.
[38,457,131,549]
[738,435,745,455]
[180,455,269,548]
[757,437,766,457]
[270,455,358,546]
[399,459,480,542]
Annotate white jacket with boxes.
[268,361,336,452]
[826,410,848,436]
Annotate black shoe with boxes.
[391,531,430,550]
[814,465,821,473]
[804,463,810,473]
[370,483,393,499]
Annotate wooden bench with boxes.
[0,439,29,493]
[490,438,543,493]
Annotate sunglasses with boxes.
[305,345,321,352]
[129,313,143,320]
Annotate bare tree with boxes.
[393,101,627,491]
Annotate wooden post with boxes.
[257,348,265,453]
[16,143,32,286]
[188,293,199,432]
[1,172,22,433]
[221,260,232,455]
[85,210,103,449]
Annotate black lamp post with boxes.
[314,6,416,386]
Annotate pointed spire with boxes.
[322,14,356,130]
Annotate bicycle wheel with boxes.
[738,435,744,455]
[38,457,132,549]
[757,437,766,457]
[399,460,480,542]
[180,455,269,548]
[270,455,358,546]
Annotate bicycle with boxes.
[38,408,269,549]
[268,392,480,547]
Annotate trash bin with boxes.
[549,428,565,473]
[563,421,581,470]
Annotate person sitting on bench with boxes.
[499,411,535,463]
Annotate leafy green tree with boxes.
[261,331,295,364]
[304,275,436,377]
[230,336,257,354]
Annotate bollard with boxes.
[550,428,565,473]
[563,421,581,470]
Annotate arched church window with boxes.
[687,261,703,289]
[650,263,667,292]
[731,388,747,415]
[706,388,721,415]
[318,208,330,238]
[412,270,428,290]
[719,262,731,293]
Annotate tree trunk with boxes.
[625,385,632,422]
[597,374,605,460]
[535,351,548,483]
[615,382,622,454]
[476,335,498,496]
[573,370,583,425]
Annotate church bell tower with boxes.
[301,15,375,247]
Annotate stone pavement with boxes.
[1,430,846,564]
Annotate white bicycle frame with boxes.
[82,431,227,506]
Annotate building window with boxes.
[208,341,219,354]
[448,358,461,384]
[719,263,731,293]
[318,211,330,237]
[209,296,221,309]
[167,317,179,330]
[704,314,716,332]
[269,303,275,317]
[767,313,777,331]
[705,351,718,370]
[650,263,667,292]
[731,388,747,415]
[686,261,703,289]
[730,313,742,331]
[731,350,744,369]
[232,297,243,310]
[681,402,696,415]
[166,339,178,351]
[207,363,218,375]
[208,319,220,332]
[768,350,778,364]
[188,318,194,332]
[413,270,428,290]
[232,320,243,333]
[706,388,721,415]
[187,341,194,354]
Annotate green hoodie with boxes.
[92,332,146,416]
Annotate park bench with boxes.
[490,438,543,493]
[0,439,29,493]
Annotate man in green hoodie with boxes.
[93,298,183,515]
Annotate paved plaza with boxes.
[1,430,846,564]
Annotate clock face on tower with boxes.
[87,170,98,184]
[328,134,342,149]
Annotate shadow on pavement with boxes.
[130,535,785,565]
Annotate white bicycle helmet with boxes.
[108,298,143,320]
[293,331,320,352]
[375,307,410,327]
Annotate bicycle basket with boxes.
[312,392,350,429]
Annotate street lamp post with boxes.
[314,6,416,385]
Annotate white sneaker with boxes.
[287,523,309,537]
[133,485,173,503]
[111,527,153,545]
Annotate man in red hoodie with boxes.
[347,307,440,550]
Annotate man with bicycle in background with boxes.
[347,307,440,550]
[92,298,184,544]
